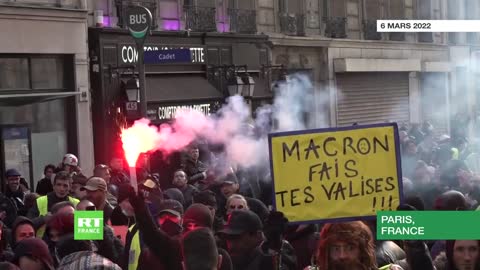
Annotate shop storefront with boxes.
[88,28,272,165]
[0,5,93,190]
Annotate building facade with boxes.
[257,0,480,138]
[87,0,273,166]
[0,0,94,189]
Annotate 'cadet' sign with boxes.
[268,123,403,224]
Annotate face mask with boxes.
[161,219,182,236]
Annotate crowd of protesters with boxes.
[0,120,478,270]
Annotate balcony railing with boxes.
[0,0,84,8]
[363,19,382,40]
[279,13,305,36]
[115,0,158,29]
[324,17,347,38]
[228,9,257,34]
[184,5,217,32]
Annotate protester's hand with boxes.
[128,186,144,210]
[202,171,207,179]
[263,211,288,251]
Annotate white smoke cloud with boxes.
[123,73,327,172]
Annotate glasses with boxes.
[229,204,245,210]
[86,206,96,211]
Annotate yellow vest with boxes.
[36,195,79,238]
[452,147,459,160]
[128,224,141,270]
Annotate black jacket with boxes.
[403,240,435,270]
[130,194,182,270]
[231,241,297,270]
[182,158,208,185]
[95,225,124,266]
[27,192,74,230]
[35,178,53,196]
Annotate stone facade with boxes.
[0,0,94,180]
[258,0,480,133]
[88,0,480,134]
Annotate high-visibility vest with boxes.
[452,147,459,160]
[128,224,141,270]
[36,195,79,238]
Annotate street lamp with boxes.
[241,73,255,98]
[227,75,245,96]
[125,77,140,102]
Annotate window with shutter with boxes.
[159,0,180,30]
[417,0,432,42]
[324,0,346,38]
[331,0,346,17]
[183,0,217,31]
[364,0,381,40]
[279,0,305,36]
[388,0,405,41]
[228,0,256,33]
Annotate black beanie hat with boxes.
[193,190,217,209]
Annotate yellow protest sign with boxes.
[268,123,402,223]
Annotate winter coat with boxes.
[35,177,53,196]
[285,225,318,269]
[376,241,406,268]
[403,240,435,270]
[131,194,182,270]
[94,225,124,266]
[231,240,297,270]
[182,158,208,185]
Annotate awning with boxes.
[0,92,81,106]
[146,75,224,103]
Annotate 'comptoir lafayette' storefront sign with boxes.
[120,44,205,65]
[147,102,221,122]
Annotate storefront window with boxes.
[31,58,64,90]
[0,99,67,185]
[0,56,65,91]
[0,58,29,90]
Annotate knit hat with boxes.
[219,210,262,236]
[13,238,54,270]
[193,190,217,209]
[163,188,185,206]
[150,199,184,218]
[183,204,213,229]
[11,217,34,246]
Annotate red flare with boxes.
[121,119,158,167]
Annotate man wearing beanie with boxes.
[183,204,213,234]
[10,217,35,248]
[13,238,54,270]
[193,190,224,232]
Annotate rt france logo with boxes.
[74,211,104,240]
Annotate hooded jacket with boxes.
[10,217,34,247]
[130,192,182,270]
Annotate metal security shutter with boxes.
[336,72,410,126]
